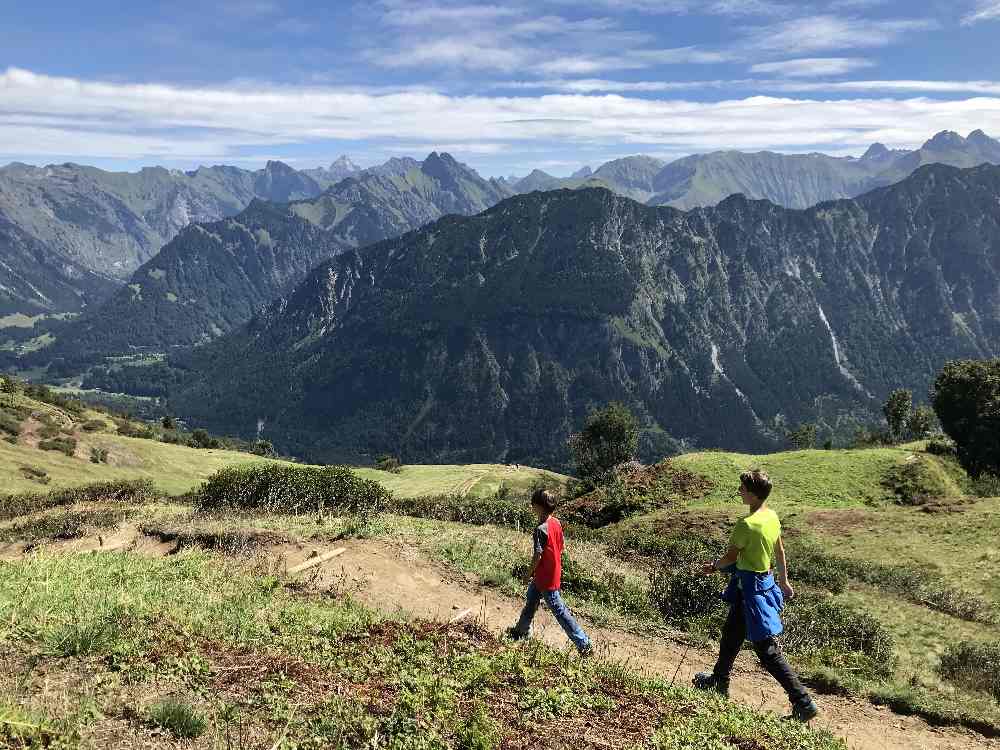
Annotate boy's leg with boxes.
[510,582,543,637]
[542,589,591,652]
[710,601,746,690]
[751,637,812,708]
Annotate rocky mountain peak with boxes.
[571,166,594,179]
[924,130,966,150]
[861,143,892,160]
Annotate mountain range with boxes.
[7,129,1000,372]
[157,162,1000,468]
[36,153,511,365]
[0,157,360,314]
[504,130,1000,209]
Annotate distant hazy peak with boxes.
[923,130,966,150]
[571,166,594,179]
[330,155,361,173]
[861,143,892,160]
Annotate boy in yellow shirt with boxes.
[693,469,818,722]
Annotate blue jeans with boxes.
[513,582,591,652]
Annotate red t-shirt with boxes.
[533,516,563,591]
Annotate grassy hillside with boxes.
[0,389,565,498]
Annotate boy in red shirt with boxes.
[507,489,593,655]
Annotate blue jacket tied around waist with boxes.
[720,566,785,642]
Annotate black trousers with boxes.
[712,600,810,705]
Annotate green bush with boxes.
[838,557,994,623]
[782,593,896,680]
[387,492,535,529]
[925,438,956,457]
[117,420,154,439]
[38,436,77,457]
[784,544,849,595]
[195,464,390,517]
[189,428,220,449]
[0,410,21,436]
[81,419,107,432]
[375,454,403,473]
[968,474,1000,498]
[0,479,158,520]
[938,641,1000,700]
[648,567,726,632]
[89,446,109,464]
[147,699,206,739]
[932,359,1000,477]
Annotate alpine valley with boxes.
[153,162,1000,468]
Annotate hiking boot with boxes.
[505,627,528,642]
[578,642,594,658]
[692,671,729,697]
[787,698,819,722]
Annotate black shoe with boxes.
[578,642,594,658]
[506,627,528,641]
[692,671,729,698]
[787,698,819,722]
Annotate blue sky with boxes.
[2,0,1000,176]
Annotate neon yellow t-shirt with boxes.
[729,507,781,573]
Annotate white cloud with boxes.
[3,67,1000,165]
[750,58,874,77]
[747,15,936,54]
[962,1,1000,24]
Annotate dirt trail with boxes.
[8,526,997,750]
[282,538,998,750]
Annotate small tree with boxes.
[0,374,20,395]
[883,389,912,443]
[932,360,1000,477]
[375,454,403,473]
[250,439,274,457]
[568,402,639,484]
[190,428,220,449]
[161,415,175,430]
[907,404,936,440]
[787,422,817,451]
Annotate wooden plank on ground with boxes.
[288,548,346,574]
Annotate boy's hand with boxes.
[779,580,795,599]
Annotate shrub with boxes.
[932,359,1000,477]
[387,492,535,529]
[0,410,21,436]
[787,422,817,450]
[17,465,49,484]
[375,454,403,473]
[0,479,158,520]
[161,416,175,430]
[907,404,937,439]
[969,474,1000,498]
[837,556,994,623]
[117,420,154,439]
[568,403,639,484]
[189,428,220,449]
[89,446,109,464]
[938,641,1000,700]
[782,593,896,680]
[250,439,275,457]
[648,567,725,631]
[81,419,107,432]
[883,389,912,443]
[195,464,390,517]
[38,436,77,457]
[925,438,956,457]
[562,461,714,528]
[783,544,849,595]
[147,699,206,739]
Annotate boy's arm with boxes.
[525,550,542,583]
[702,546,740,575]
[775,535,794,598]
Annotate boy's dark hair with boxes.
[740,469,773,500]
[531,488,557,512]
